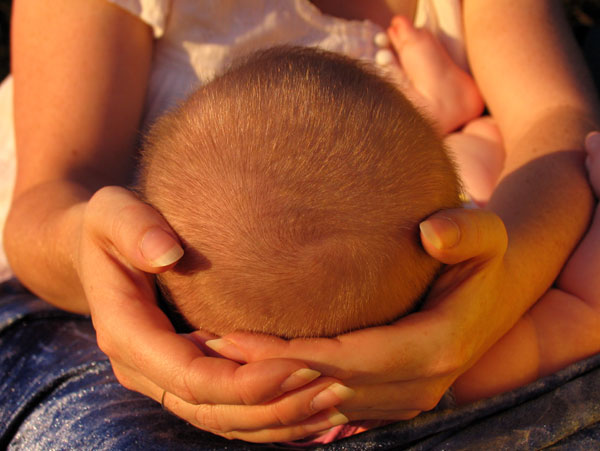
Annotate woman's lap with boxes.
[1,281,599,450]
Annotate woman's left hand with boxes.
[200,208,515,420]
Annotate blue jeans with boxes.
[1,280,599,450]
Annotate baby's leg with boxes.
[555,135,600,304]
[385,16,484,133]
[445,117,505,206]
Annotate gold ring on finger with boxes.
[161,389,168,410]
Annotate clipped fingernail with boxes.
[141,227,184,267]
[281,368,321,392]
[419,217,461,250]
[205,338,247,362]
[303,408,350,434]
[328,410,350,427]
[311,383,356,412]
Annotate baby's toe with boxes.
[388,15,423,52]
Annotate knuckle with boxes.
[95,330,116,358]
[194,405,230,433]
[87,187,145,244]
[92,185,121,203]
[171,371,196,405]
[444,348,466,373]
[416,386,447,411]
[87,186,116,216]
[415,352,452,379]
[430,349,465,377]
[237,384,256,406]
[85,187,119,239]
[109,206,137,245]
[424,336,470,377]
[232,366,261,405]
[111,365,136,392]
[177,360,203,404]
[126,346,147,372]
[267,403,292,427]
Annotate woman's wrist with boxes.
[5,180,91,312]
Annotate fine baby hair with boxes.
[138,46,462,338]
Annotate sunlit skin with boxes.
[4,0,599,442]
[382,15,504,204]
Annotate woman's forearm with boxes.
[6,0,153,311]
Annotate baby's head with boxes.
[138,46,461,338]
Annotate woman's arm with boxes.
[465,0,599,314]
[6,0,152,310]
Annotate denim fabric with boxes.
[1,280,599,450]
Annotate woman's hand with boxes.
[78,186,355,442]
[204,208,512,420]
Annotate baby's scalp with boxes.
[138,46,462,338]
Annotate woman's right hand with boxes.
[77,186,354,442]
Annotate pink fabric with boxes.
[286,421,389,447]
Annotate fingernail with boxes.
[311,383,356,412]
[586,131,600,151]
[281,368,321,392]
[328,410,350,427]
[419,217,461,249]
[140,227,184,267]
[205,338,247,362]
[303,408,350,434]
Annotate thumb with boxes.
[85,186,183,273]
[419,208,508,265]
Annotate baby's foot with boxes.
[386,16,484,133]
[585,132,600,197]
[445,117,505,205]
